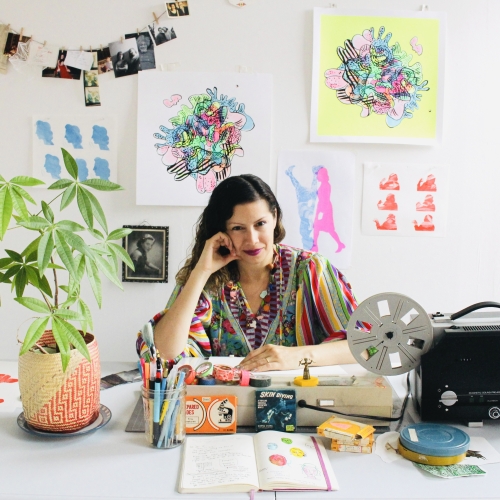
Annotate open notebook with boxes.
[178,431,338,493]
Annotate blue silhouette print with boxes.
[92,125,110,150]
[75,159,89,181]
[35,120,54,145]
[43,154,61,179]
[93,158,110,180]
[64,124,83,149]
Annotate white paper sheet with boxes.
[27,41,59,67]
[64,50,94,71]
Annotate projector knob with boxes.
[489,407,500,419]
[440,390,457,406]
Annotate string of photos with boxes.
[0,1,191,107]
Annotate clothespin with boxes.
[100,44,103,51]
[80,45,83,52]
[137,28,140,35]
[6,24,10,31]
[421,4,428,10]
[19,27,24,37]
[90,45,92,51]
[43,40,47,47]
[153,11,159,24]
[120,36,124,43]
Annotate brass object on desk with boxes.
[293,358,319,387]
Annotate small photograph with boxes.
[148,22,177,46]
[3,32,30,56]
[84,69,99,87]
[84,87,101,107]
[122,226,169,283]
[166,1,190,17]
[97,47,113,74]
[108,38,141,78]
[90,50,98,70]
[125,32,156,70]
[42,50,82,79]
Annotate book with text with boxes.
[178,430,338,493]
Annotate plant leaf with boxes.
[14,296,50,313]
[54,316,90,363]
[57,229,92,258]
[0,187,13,240]
[19,316,50,355]
[51,317,71,371]
[80,179,122,191]
[54,231,78,282]
[108,242,135,271]
[21,235,42,259]
[107,227,132,241]
[82,187,107,233]
[38,273,53,298]
[41,201,54,223]
[85,258,102,307]
[53,309,85,321]
[56,220,85,232]
[11,184,36,204]
[1,264,21,282]
[14,267,27,297]
[0,257,13,269]
[61,148,78,180]
[38,231,54,277]
[10,186,30,221]
[93,251,123,290]
[5,249,23,262]
[25,265,40,287]
[87,228,104,240]
[9,176,45,187]
[48,178,74,190]
[60,183,76,210]
[47,263,65,270]
[18,216,51,230]
[78,298,93,333]
[76,187,93,229]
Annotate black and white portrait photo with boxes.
[148,22,177,46]
[122,226,169,283]
[125,32,156,70]
[109,38,141,78]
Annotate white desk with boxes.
[1,361,500,500]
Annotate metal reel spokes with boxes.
[347,293,433,376]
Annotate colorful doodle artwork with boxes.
[311,9,445,144]
[137,72,272,206]
[153,87,255,194]
[325,26,429,129]
[362,163,448,237]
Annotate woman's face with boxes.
[143,239,154,251]
[225,199,277,268]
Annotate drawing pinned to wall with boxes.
[362,163,448,237]
[137,71,272,206]
[277,151,354,269]
[32,116,117,184]
[311,8,445,145]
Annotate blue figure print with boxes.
[93,158,110,180]
[285,165,321,250]
[92,125,110,150]
[75,159,88,181]
[64,124,83,149]
[35,120,54,145]
[43,154,61,179]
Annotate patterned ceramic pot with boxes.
[18,331,100,432]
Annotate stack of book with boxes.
[316,416,376,454]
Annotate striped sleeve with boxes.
[136,284,214,363]
[295,253,358,345]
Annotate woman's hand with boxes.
[194,232,239,277]
[238,345,307,372]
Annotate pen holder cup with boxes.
[141,385,186,449]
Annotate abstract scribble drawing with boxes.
[286,165,344,253]
[325,27,429,128]
[374,214,397,230]
[154,87,255,194]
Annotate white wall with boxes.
[0,0,499,362]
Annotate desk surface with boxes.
[1,361,499,500]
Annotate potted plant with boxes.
[0,148,134,432]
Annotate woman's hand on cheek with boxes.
[195,232,239,276]
[238,345,306,372]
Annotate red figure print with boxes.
[417,174,437,191]
[416,194,435,211]
[311,167,345,253]
[0,373,18,404]
[413,214,435,231]
[379,173,400,190]
[377,193,398,210]
[374,214,397,230]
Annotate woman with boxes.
[130,234,161,277]
[114,51,128,77]
[55,52,71,79]
[137,175,357,372]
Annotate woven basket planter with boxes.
[18,330,101,433]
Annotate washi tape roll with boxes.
[198,375,216,385]
[249,373,271,387]
[213,365,239,382]
[239,370,250,386]
[178,365,196,385]
[195,361,213,378]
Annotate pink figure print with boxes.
[379,173,400,190]
[374,214,397,230]
[416,194,435,211]
[413,214,435,231]
[311,167,345,253]
[0,373,18,404]
[417,174,437,191]
[377,193,398,210]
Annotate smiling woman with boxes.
[136,175,358,372]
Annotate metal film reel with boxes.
[347,293,433,376]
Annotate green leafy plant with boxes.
[0,148,134,370]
